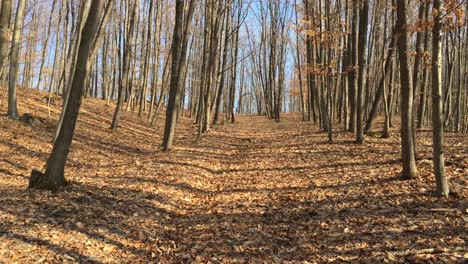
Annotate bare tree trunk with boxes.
[431,0,449,197]
[53,0,92,142]
[294,0,305,121]
[396,0,417,180]
[82,0,115,99]
[365,29,396,132]
[0,0,12,79]
[7,0,26,119]
[356,0,369,143]
[382,63,390,138]
[48,2,64,99]
[111,0,139,130]
[213,4,231,124]
[36,0,57,90]
[349,2,359,132]
[29,0,105,191]
[162,0,196,150]
[417,2,430,129]
[138,0,154,117]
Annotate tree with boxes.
[36,0,58,90]
[53,1,93,142]
[82,0,115,100]
[0,0,12,78]
[356,0,369,143]
[395,0,417,180]
[213,2,232,125]
[162,0,185,150]
[29,0,106,191]
[162,0,196,150]
[111,0,139,130]
[348,1,359,133]
[431,0,449,197]
[7,0,26,119]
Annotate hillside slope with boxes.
[0,87,467,263]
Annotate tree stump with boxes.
[21,113,41,127]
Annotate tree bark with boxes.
[111,0,138,130]
[396,0,417,180]
[0,0,12,79]
[365,29,396,132]
[36,0,57,90]
[431,0,449,197]
[349,2,359,132]
[162,0,186,150]
[7,0,26,119]
[356,0,369,143]
[29,0,105,191]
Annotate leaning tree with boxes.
[29,0,106,190]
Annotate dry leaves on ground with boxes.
[0,87,467,263]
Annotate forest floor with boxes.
[0,87,467,263]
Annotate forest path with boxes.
[139,114,466,262]
[1,89,466,263]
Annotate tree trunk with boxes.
[36,0,57,90]
[431,0,449,197]
[356,0,369,143]
[213,4,231,124]
[365,29,396,132]
[7,0,26,119]
[0,0,12,79]
[417,2,430,129]
[53,1,92,142]
[162,0,185,150]
[349,3,359,132]
[396,0,417,180]
[29,0,105,191]
[111,0,138,130]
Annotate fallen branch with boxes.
[389,247,465,257]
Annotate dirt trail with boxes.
[0,88,467,263]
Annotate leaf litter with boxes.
[0,87,467,263]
